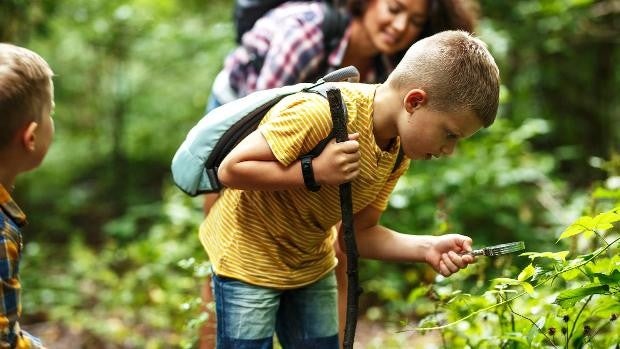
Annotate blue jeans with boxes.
[212,272,339,349]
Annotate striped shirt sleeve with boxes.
[259,93,332,166]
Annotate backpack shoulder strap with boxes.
[392,147,405,174]
[321,3,349,55]
[301,82,344,157]
[234,0,289,44]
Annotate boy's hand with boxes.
[424,234,475,277]
[313,133,360,185]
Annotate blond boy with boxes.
[0,43,54,349]
[202,30,499,348]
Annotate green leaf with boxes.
[521,250,569,261]
[592,210,620,229]
[407,285,431,303]
[502,332,530,345]
[554,284,610,309]
[591,270,620,284]
[560,268,581,281]
[558,216,592,241]
[527,317,546,343]
[574,246,605,261]
[521,282,534,295]
[590,298,620,316]
[493,277,521,286]
[558,210,620,241]
[518,263,536,281]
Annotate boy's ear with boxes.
[403,89,427,113]
[21,121,39,152]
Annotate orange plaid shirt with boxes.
[0,184,43,348]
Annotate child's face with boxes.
[398,106,483,161]
[362,0,428,55]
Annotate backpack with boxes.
[233,0,341,44]
[171,66,360,197]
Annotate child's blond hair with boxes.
[0,43,54,148]
[387,30,500,127]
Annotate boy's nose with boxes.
[441,142,456,156]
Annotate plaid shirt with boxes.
[0,184,42,349]
[224,2,393,98]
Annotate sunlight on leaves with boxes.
[521,282,534,295]
[560,267,581,281]
[493,277,521,286]
[521,250,570,261]
[557,210,620,241]
[518,263,536,282]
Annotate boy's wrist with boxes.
[300,155,321,192]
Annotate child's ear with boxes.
[403,89,427,113]
[21,121,39,152]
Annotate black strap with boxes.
[326,87,360,349]
[300,155,321,191]
[234,0,342,44]
[322,3,349,57]
[392,147,405,173]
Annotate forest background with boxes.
[1,0,619,348]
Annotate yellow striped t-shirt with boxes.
[199,82,410,289]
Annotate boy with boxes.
[0,43,55,349]
[202,30,499,348]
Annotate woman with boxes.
[207,0,477,110]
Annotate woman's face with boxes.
[362,0,429,55]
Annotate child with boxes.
[202,30,499,348]
[200,3,478,346]
[0,43,55,349]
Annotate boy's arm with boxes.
[350,206,475,277]
[218,129,361,191]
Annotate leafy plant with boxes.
[21,187,210,348]
[408,180,620,348]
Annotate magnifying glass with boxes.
[464,241,525,257]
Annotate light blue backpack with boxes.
[171,66,359,196]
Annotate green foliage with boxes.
[406,183,620,348]
[2,0,618,346]
[479,0,619,185]
[16,0,235,243]
[21,187,208,347]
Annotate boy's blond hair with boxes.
[0,43,54,148]
[386,30,500,127]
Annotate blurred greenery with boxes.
[1,0,618,347]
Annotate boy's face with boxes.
[398,105,482,161]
